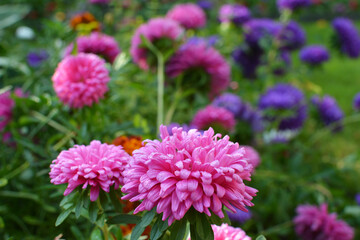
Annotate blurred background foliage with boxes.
[0,0,360,239]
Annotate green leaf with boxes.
[107,214,141,225]
[344,206,360,217]
[55,208,72,226]
[75,191,86,219]
[90,227,103,240]
[195,213,214,240]
[0,178,8,188]
[256,235,267,240]
[89,201,99,223]
[0,5,30,29]
[150,216,169,240]
[109,188,122,213]
[130,208,156,240]
[169,219,187,240]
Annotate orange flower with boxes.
[70,12,100,32]
[112,136,143,156]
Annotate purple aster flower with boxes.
[212,93,264,133]
[219,4,251,25]
[332,17,360,58]
[258,83,307,131]
[185,35,219,48]
[294,204,354,240]
[232,46,262,79]
[299,45,330,65]
[27,50,48,68]
[353,92,360,111]
[356,193,360,205]
[227,207,252,224]
[311,95,344,132]
[197,0,213,10]
[277,0,311,11]
[244,19,281,49]
[278,21,306,51]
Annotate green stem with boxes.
[157,53,165,132]
[102,223,109,240]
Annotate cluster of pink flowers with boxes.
[166,42,230,97]
[166,3,206,29]
[89,0,110,4]
[130,18,184,70]
[294,204,354,240]
[64,32,121,64]
[121,125,257,225]
[52,53,110,108]
[191,105,236,132]
[49,140,131,201]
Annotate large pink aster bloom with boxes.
[64,32,120,64]
[166,42,230,97]
[52,53,110,108]
[166,3,206,29]
[240,146,261,171]
[49,140,131,201]
[294,204,354,240]
[191,105,236,132]
[0,90,14,132]
[131,17,184,70]
[122,125,257,225]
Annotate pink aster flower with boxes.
[191,105,236,132]
[166,3,206,29]
[211,224,251,240]
[240,146,261,171]
[49,140,132,201]
[131,17,184,70]
[294,203,354,240]
[64,32,120,64]
[0,90,14,132]
[52,53,110,108]
[166,42,230,97]
[122,125,257,225]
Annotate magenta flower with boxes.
[166,3,206,29]
[191,105,236,132]
[89,0,110,4]
[131,17,184,70]
[240,145,261,171]
[294,204,354,240]
[0,90,15,132]
[64,32,121,64]
[211,224,251,240]
[49,140,131,201]
[166,42,230,97]
[52,53,110,108]
[122,125,257,225]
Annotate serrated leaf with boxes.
[130,208,156,240]
[169,219,187,240]
[195,213,214,240]
[55,208,72,226]
[150,216,169,240]
[107,214,141,225]
[89,201,98,223]
[109,188,122,213]
[90,227,103,240]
